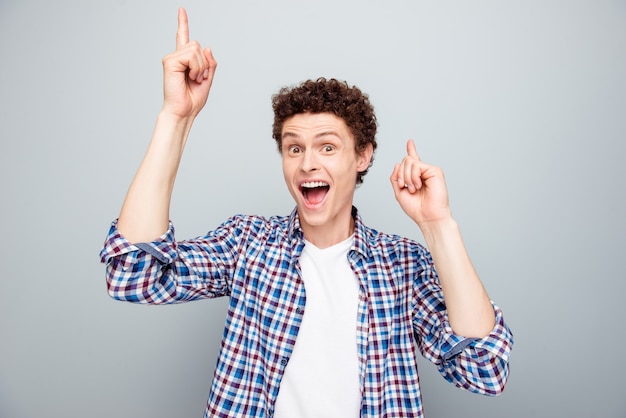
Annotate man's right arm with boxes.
[117,8,217,243]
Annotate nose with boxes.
[301,150,319,172]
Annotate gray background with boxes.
[1,1,625,417]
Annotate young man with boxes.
[100,8,513,418]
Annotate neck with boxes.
[300,210,355,249]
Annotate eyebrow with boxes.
[281,130,342,140]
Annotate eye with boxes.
[322,144,335,153]
[287,145,302,155]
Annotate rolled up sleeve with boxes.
[412,251,513,396]
[437,303,513,396]
[99,220,231,304]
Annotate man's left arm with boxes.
[390,139,495,338]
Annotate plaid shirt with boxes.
[100,207,513,417]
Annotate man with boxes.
[100,8,513,417]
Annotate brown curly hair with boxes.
[272,78,378,185]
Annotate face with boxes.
[281,112,373,247]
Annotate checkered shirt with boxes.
[100,207,513,417]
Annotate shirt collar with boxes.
[287,206,371,260]
[287,207,304,241]
[351,206,371,260]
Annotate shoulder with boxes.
[363,224,435,276]
[353,207,425,257]
[363,224,427,256]
[214,213,292,240]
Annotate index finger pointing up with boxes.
[176,7,189,49]
[406,139,421,160]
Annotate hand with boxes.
[390,140,452,226]
[161,8,217,119]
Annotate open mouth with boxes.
[300,181,330,205]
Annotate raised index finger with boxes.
[176,7,189,49]
[406,139,421,160]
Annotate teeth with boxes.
[301,181,329,188]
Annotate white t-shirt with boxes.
[274,235,361,417]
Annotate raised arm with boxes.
[117,8,217,243]
[390,140,495,338]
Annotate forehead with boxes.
[281,112,351,137]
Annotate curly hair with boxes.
[271,78,378,185]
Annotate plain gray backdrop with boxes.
[1,1,625,417]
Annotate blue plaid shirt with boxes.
[100,207,513,417]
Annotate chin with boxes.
[297,206,329,225]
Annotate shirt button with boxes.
[296,307,304,315]
[280,357,289,367]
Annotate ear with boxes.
[356,143,374,172]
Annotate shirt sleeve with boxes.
[412,248,514,396]
[99,218,241,304]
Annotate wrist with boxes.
[418,216,459,246]
[153,109,196,148]
[157,108,195,128]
